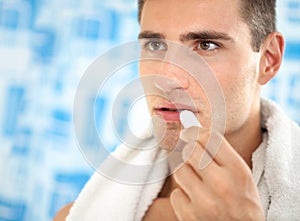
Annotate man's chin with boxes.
[153,121,183,151]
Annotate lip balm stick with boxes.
[180,110,201,128]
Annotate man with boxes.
[56,0,300,220]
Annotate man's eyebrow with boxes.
[179,31,233,42]
[137,30,233,42]
[138,31,165,39]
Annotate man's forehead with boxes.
[140,0,242,22]
[139,0,248,42]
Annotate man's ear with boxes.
[258,32,285,85]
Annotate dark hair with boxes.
[137,0,277,52]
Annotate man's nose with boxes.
[154,61,190,92]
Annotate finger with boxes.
[170,188,191,221]
[181,128,244,168]
[179,126,204,143]
[180,127,221,168]
[182,141,221,178]
[173,163,204,200]
[203,131,247,169]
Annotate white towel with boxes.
[260,99,300,220]
[66,135,170,221]
[67,98,300,221]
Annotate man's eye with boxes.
[196,41,219,51]
[145,40,167,51]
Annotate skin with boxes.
[139,0,284,220]
[55,0,284,220]
[53,203,73,221]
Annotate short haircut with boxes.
[137,0,277,52]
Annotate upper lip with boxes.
[154,102,198,113]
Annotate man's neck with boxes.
[225,111,263,169]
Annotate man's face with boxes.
[139,0,262,150]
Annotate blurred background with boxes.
[0,0,299,220]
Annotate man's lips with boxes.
[155,102,197,112]
[154,103,198,121]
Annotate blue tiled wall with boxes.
[0,0,299,221]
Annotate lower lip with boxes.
[155,110,180,121]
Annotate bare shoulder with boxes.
[142,198,178,221]
[53,203,74,221]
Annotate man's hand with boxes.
[170,127,265,221]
